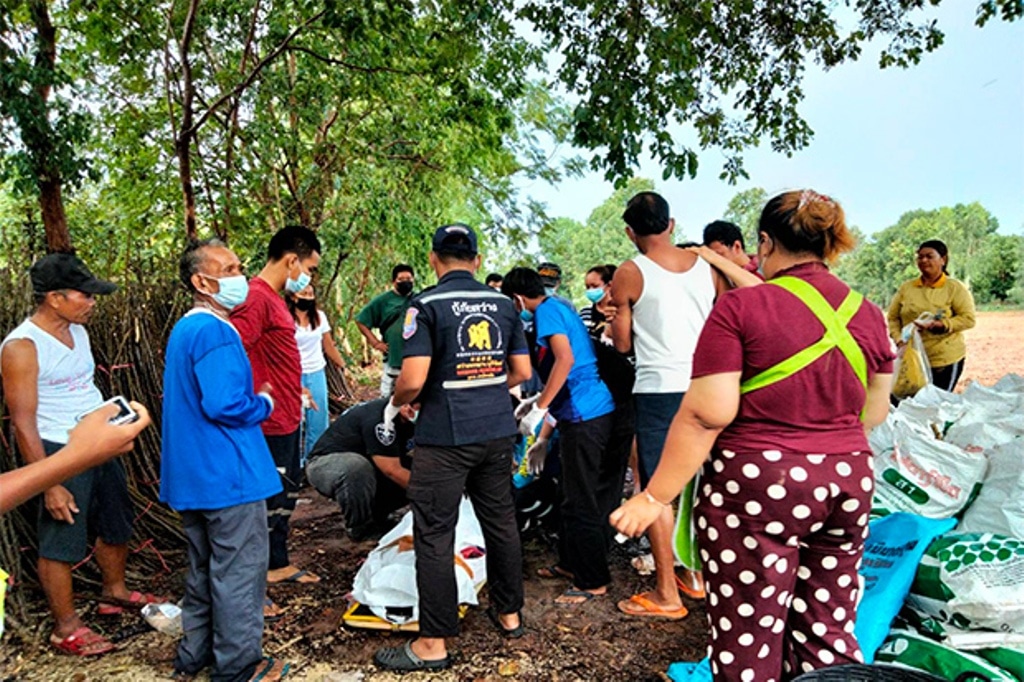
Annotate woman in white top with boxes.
[288,284,345,464]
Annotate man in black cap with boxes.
[373,223,533,672]
[1,253,152,656]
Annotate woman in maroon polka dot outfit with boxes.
[612,190,894,681]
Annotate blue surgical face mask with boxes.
[205,274,249,310]
[544,286,556,297]
[519,309,534,323]
[584,287,606,304]
[286,267,311,294]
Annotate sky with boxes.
[515,3,1024,243]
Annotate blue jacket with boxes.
[160,310,281,511]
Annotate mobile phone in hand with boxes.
[75,396,140,426]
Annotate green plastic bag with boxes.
[876,629,1016,681]
[673,477,701,571]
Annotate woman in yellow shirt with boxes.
[887,239,976,391]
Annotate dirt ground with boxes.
[2,311,1021,681]
[0,494,707,681]
[957,310,1024,388]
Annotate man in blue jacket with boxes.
[161,239,286,682]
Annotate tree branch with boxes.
[189,8,326,135]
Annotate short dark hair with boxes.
[485,273,504,285]
[267,224,321,262]
[586,264,616,286]
[622,192,670,236]
[918,239,949,274]
[179,238,228,293]
[703,220,744,250]
[501,267,545,299]
[392,264,414,280]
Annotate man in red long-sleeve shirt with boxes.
[231,225,323,587]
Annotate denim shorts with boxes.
[633,392,684,487]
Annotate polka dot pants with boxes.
[695,449,873,681]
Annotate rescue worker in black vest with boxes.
[372,223,533,672]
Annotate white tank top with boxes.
[631,254,716,393]
[1,319,104,444]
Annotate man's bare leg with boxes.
[95,538,132,602]
[39,558,82,638]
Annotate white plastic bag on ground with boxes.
[959,442,1024,537]
[352,497,487,624]
[873,419,987,519]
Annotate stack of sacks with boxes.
[862,376,1024,679]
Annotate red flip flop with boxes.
[50,626,115,656]
[97,590,164,616]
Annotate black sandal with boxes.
[486,606,525,639]
[373,641,451,672]
[535,564,573,580]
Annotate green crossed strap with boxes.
[740,276,867,395]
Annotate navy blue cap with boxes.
[431,223,478,256]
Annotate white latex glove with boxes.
[526,437,549,476]
[382,400,401,434]
[518,403,547,437]
[514,394,540,421]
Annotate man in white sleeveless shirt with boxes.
[608,192,736,620]
[1,254,145,656]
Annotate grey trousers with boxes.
[175,500,268,682]
[305,451,406,538]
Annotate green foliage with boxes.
[516,0,1020,185]
[832,202,1017,307]
[538,177,653,302]
[723,187,768,248]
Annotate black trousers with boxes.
[408,436,523,638]
[265,430,300,570]
[931,358,966,393]
[557,408,630,590]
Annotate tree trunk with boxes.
[29,0,72,254]
[38,178,72,253]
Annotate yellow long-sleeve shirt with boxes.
[887,274,976,368]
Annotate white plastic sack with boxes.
[873,419,987,519]
[351,497,487,624]
[959,441,1024,537]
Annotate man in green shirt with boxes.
[356,264,416,396]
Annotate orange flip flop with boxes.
[674,573,706,600]
[617,593,688,620]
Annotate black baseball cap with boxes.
[30,253,117,295]
[432,223,478,256]
[537,262,562,287]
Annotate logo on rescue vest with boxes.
[402,307,419,340]
[375,423,396,446]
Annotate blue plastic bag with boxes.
[667,657,711,682]
[856,512,957,663]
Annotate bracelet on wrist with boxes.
[643,489,671,508]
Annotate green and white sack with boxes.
[908,533,1024,633]
[875,629,1017,681]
